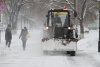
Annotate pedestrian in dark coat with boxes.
[19,27,28,50]
[5,24,12,48]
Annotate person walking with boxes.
[5,24,12,48]
[19,27,28,50]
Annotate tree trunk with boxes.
[11,6,21,30]
[80,19,84,38]
[7,0,22,30]
[79,0,87,38]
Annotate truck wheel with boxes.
[70,51,75,56]
[66,51,71,54]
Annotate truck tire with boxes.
[70,51,75,56]
[66,51,71,54]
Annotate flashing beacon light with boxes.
[65,0,68,2]
[63,5,68,9]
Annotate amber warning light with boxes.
[63,5,68,9]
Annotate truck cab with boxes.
[42,9,78,56]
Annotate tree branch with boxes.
[3,0,10,16]
[81,0,87,19]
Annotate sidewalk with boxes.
[0,29,43,57]
[0,29,68,67]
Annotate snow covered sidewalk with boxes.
[0,29,43,57]
[77,30,99,51]
[0,29,100,67]
[0,56,68,67]
[0,51,100,67]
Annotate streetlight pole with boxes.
[98,0,100,52]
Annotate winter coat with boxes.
[5,28,12,41]
[19,29,28,41]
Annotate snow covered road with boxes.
[0,29,99,67]
[66,51,100,67]
[0,51,100,67]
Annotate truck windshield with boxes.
[49,11,69,27]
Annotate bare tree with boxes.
[77,0,87,38]
[2,0,99,34]
[3,0,25,30]
[3,0,49,30]
[76,0,99,38]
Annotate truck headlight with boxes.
[68,27,71,29]
[46,27,49,30]
[43,27,49,30]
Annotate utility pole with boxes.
[0,15,1,43]
[98,0,100,52]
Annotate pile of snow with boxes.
[77,30,99,51]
